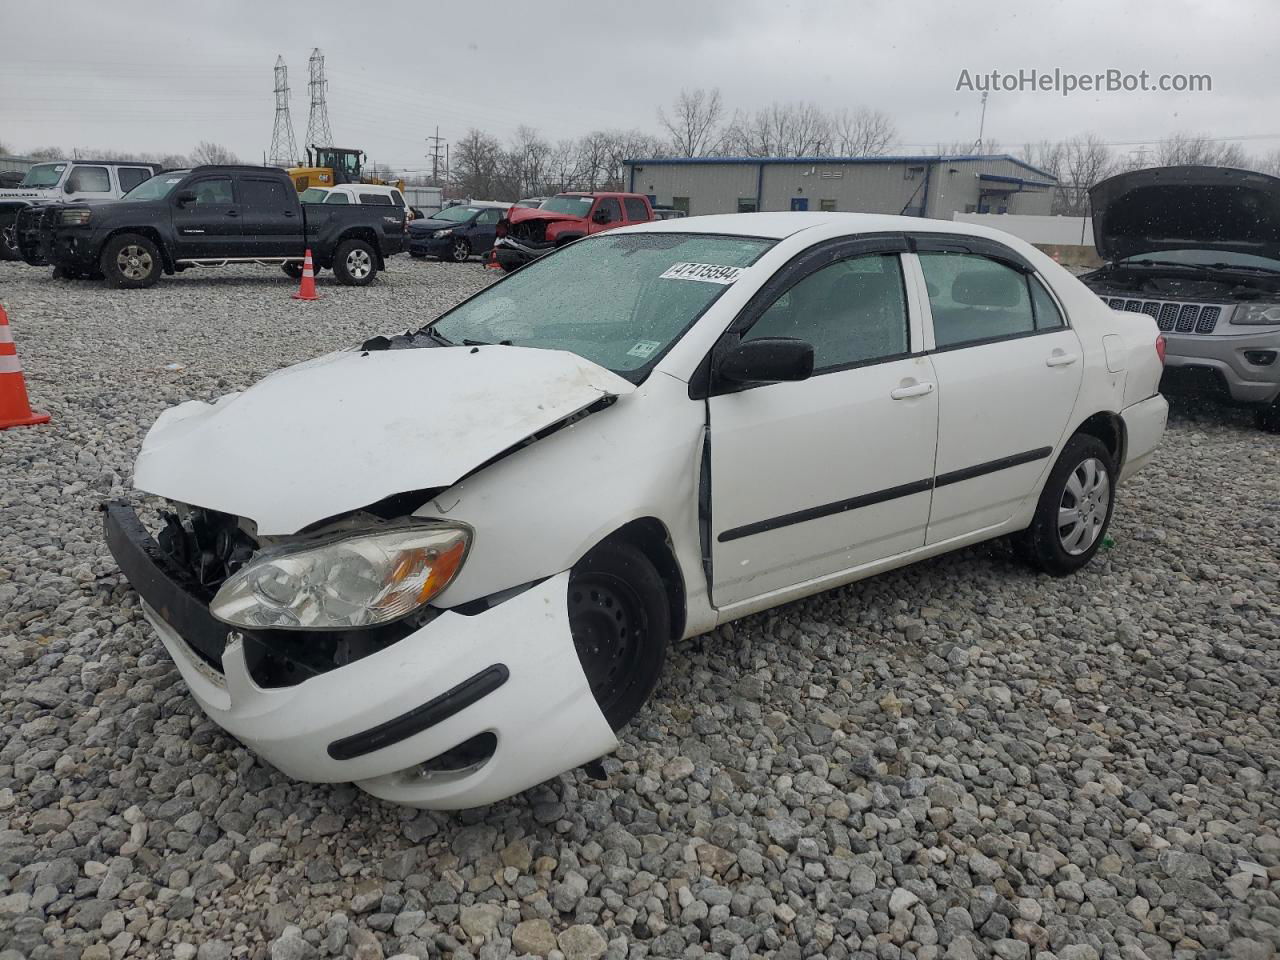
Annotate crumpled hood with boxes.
[1089,165,1280,262]
[134,345,635,535]
[506,206,586,227]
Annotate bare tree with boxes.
[604,129,667,189]
[830,108,896,157]
[658,88,725,157]
[1154,132,1249,168]
[27,146,68,161]
[451,128,503,200]
[575,131,614,191]
[1053,134,1115,215]
[1254,149,1280,177]
[190,141,240,165]
[0,142,9,157]
[723,102,832,157]
[933,139,1003,156]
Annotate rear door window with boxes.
[918,253,1036,348]
[238,176,292,210]
[117,167,152,192]
[623,197,649,221]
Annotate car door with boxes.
[171,174,241,260]
[911,241,1083,544]
[470,208,502,252]
[707,237,940,608]
[235,174,303,258]
[588,197,622,235]
[63,165,114,202]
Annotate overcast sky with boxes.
[2,0,1276,170]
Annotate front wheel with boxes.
[569,540,669,731]
[1018,434,1116,576]
[282,262,303,280]
[100,233,162,289]
[332,239,378,286]
[0,225,19,262]
[448,237,471,263]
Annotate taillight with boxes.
[1155,334,1166,365]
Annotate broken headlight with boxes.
[209,524,470,631]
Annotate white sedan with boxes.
[105,213,1168,809]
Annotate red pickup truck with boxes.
[493,191,654,271]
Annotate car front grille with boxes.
[1106,297,1225,334]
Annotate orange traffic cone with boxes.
[292,249,321,301]
[484,249,502,270]
[0,303,51,430]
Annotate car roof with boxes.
[618,211,1028,243]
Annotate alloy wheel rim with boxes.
[1058,456,1110,555]
[453,240,468,261]
[568,573,645,714]
[347,249,371,278]
[116,244,152,280]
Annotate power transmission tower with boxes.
[425,127,447,186]
[305,48,335,149]
[268,55,299,167]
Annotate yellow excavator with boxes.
[287,145,404,193]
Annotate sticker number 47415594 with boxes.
[659,262,744,285]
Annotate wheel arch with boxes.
[1072,410,1126,469]
[102,226,175,273]
[332,227,385,268]
[587,517,687,643]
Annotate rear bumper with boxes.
[104,502,617,809]
[1119,393,1168,484]
[1161,330,1280,406]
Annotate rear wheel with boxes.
[100,233,162,289]
[1018,434,1116,576]
[568,540,669,731]
[332,239,378,286]
[1256,399,1280,433]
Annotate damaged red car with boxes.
[493,191,653,271]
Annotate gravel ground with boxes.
[1,258,1278,960]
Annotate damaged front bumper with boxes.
[103,502,618,809]
[493,236,551,270]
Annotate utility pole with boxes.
[975,91,989,154]
[425,127,447,187]
[268,55,299,167]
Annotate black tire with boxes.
[1018,434,1117,576]
[332,239,378,286]
[282,262,303,280]
[100,233,162,289]
[569,540,670,731]
[1256,399,1280,433]
[409,250,426,259]
[448,237,471,263]
[0,224,19,262]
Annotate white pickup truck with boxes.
[0,159,160,260]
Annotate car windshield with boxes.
[430,232,774,379]
[1121,248,1280,273]
[122,171,191,201]
[433,205,482,222]
[17,163,67,188]
[299,187,330,203]
[539,195,595,216]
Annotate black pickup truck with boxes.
[16,165,406,288]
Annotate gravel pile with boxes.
[1,258,1278,960]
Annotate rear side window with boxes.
[66,166,110,192]
[476,208,503,225]
[238,177,292,210]
[117,167,151,192]
[359,193,394,205]
[745,254,910,371]
[390,191,405,207]
[623,197,649,221]
[190,178,234,204]
[1029,275,1065,330]
[918,253,1035,348]
[325,192,350,204]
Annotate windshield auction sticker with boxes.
[660,262,743,285]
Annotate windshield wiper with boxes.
[1122,259,1280,277]
[462,337,513,346]
[421,326,454,346]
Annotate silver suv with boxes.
[1081,165,1280,431]
[0,160,160,261]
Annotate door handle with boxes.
[890,381,935,400]
[1045,352,1079,367]
[225,210,239,218]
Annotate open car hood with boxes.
[134,345,635,535]
[1089,165,1280,262]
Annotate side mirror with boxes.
[175,190,197,206]
[63,181,76,194]
[718,337,814,384]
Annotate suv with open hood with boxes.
[1080,165,1280,431]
